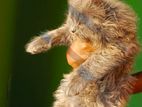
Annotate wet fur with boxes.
[26,0,139,107]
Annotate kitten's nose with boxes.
[72,29,76,33]
[71,28,76,33]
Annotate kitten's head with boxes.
[66,0,137,46]
[67,0,105,42]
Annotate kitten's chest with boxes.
[66,39,95,68]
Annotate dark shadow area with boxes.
[9,0,70,107]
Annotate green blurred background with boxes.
[0,0,141,107]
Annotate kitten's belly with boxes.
[66,39,95,68]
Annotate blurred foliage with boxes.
[0,0,16,107]
[0,0,141,107]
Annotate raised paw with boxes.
[26,37,51,54]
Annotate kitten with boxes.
[26,0,139,106]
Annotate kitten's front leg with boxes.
[26,25,68,54]
[26,36,51,54]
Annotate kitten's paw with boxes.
[26,37,51,54]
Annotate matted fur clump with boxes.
[26,0,139,107]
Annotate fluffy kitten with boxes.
[26,0,139,106]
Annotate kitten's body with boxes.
[26,0,139,107]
